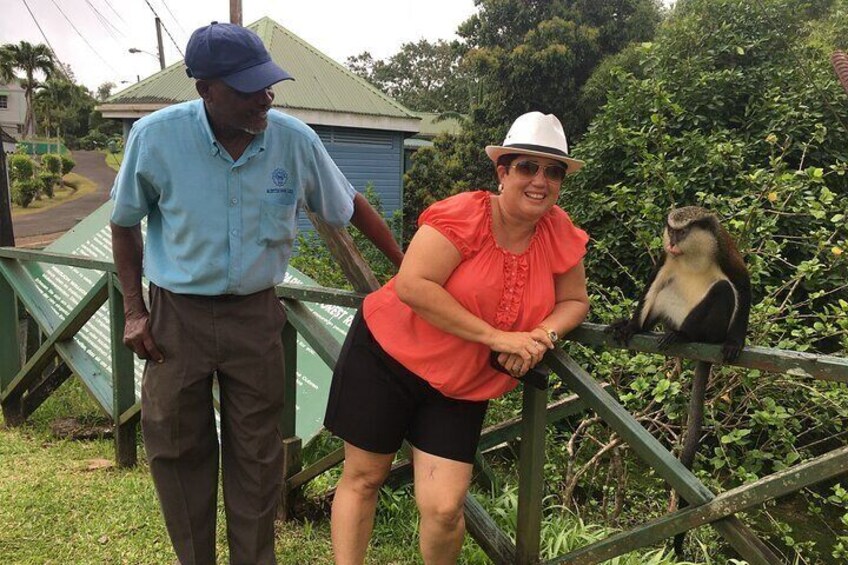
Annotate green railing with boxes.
[2,247,847,564]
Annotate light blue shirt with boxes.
[111,99,356,295]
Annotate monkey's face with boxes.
[496,156,562,221]
[663,224,718,258]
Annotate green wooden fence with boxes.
[1,247,847,564]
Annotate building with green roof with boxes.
[98,17,422,220]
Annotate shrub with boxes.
[60,154,75,175]
[38,172,55,198]
[78,131,108,150]
[12,178,41,208]
[40,153,62,177]
[8,154,36,183]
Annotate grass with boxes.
[103,150,123,173]
[10,173,97,217]
[0,375,705,564]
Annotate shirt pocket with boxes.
[258,199,297,247]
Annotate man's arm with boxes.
[349,192,404,268]
[110,222,163,362]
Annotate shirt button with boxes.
[231,229,238,236]
[231,198,238,205]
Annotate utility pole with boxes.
[0,149,15,247]
[230,0,242,25]
[155,17,166,70]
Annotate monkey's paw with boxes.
[721,341,744,363]
[606,319,637,345]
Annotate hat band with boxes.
[505,143,569,157]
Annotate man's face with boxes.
[199,80,274,135]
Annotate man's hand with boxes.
[123,311,164,363]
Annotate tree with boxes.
[0,41,56,138]
[96,81,115,102]
[34,78,95,147]
[347,39,474,113]
[401,0,663,241]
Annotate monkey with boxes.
[607,206,751,558]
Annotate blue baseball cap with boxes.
[185,22,293,92]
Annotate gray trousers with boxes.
[141,284,287,565]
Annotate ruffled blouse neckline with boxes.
[485,194,543,258]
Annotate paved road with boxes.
[12,150,116,240]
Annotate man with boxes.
[110,22,403,565]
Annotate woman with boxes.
[324,111,590,565]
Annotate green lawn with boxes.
[0,376,701,564]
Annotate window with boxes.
[0,95,7,109]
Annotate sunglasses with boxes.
[510,160,567,183]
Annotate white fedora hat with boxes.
[485,111,583,173]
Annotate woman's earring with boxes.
[498,183,503,193]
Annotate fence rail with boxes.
[2,247,847,564]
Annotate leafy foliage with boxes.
[346,39,475,113]
[0,40,56,137]
[400,0,663,244]
[290,184,402,289]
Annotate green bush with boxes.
[60,154,75,175]
[37,172,55,198]
[8,154,36,183]
[40,154,62,177]
[12,178,41,208]
[78,131,107,150]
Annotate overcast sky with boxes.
[1,0,478,91]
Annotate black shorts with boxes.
[323,310,488,464]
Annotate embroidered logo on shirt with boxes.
[271,168,289,187]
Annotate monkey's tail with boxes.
[673,360,711,558]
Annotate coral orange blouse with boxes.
[363,191,589,401]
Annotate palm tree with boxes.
[0,41,56,138]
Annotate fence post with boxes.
[279,318,302,521]
[108,275,137,467]
[516,382,548,564]
[0,271,21,423]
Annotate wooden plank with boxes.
[119,401,141,426]
[21,362,72,420]
[279,436,303,522]
[478,386,610,452]
[516,384,548,565]
[109,277,137,467]
[0,275,108,404]
[275,284,364,309]
[281,298,342,369]
[281,320,298,439]
[465,494,516,565]
[287,446,345,490]
[56,342,113,416]
[0,270,21,422]
[546,446,848,565]
[305,210,381,294]
[549,350,781,565]
[0,247,115,272]
[0,259,63,333]
[566,323,848,383]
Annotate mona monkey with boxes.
[608,206,751,556]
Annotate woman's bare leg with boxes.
[330,443,394,565]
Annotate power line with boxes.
[85,0,126,41]
[141,0,184,57]
[157,0,188,38]
[98,0,128,27]
[17,0,71,80]
[47,0,122,75]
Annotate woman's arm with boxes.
[394,225,552,361]
[538,260,590,338]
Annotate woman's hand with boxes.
[492,328,553,376]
